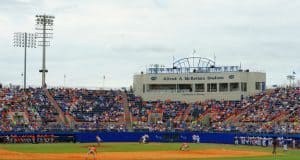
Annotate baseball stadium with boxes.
[1,1,300,160]
[0,54,299,160]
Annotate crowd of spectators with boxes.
[0,86,299,134]
[28,88,58,124]
[128,88,300,133]
[0,87,31,132]
[128,94,190,132]
[239,88,299,122]
[0,87,58,132]
[188,93,264,123]
[50,88,125,124]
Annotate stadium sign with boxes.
[162,76,225,81]
[207,76,225,80]
[150,76,157,80]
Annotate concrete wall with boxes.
[133,71,266,102]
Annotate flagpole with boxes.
[63,74,66,88]
[102,75,105,89]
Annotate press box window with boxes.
[148,84,176,92]
[230,83,239,91]
[219,83,228,92]
[178,84,192,92]
[207,83,217,92]
[241,82,247,92]
[255,82,261,90]
[195,84,205,92]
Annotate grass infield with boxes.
[0,142,299,160]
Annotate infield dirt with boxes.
[0,148,271,160]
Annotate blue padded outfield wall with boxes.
[74,132,300,144]
[75,132,237,143]
[1,132,300,144]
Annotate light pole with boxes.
[35,14,55,88]
[102,75,106,89]
[287,75,295,88]
[64,74,66,88]
[13,32,37,89]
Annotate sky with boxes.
[0,0,299,88]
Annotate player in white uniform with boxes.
[139,134,149,144]
[96,135,102,146]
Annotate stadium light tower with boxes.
[35,14,55,88]
[287,75,296,88]
[13,32,37,89]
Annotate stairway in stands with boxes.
[182,104,192,121]
[23,101,32,124]
[44,88,69,126]
[228,93,267,123]
[65,114,75,126]
[224,105,250,123]
[272,111,290,122]
[121,92,133,132]
[197,109,212,121]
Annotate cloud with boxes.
[112,45,175,53]
[0,0,299,87]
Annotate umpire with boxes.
[272,137,278,155]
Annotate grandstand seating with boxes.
[0,87,62,132]
[128,94,190,132]
[0,87,299,133]
[238,88,299,122]
[49,88,125,131]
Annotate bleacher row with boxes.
[0,87,299,133]
[0,88,58,132]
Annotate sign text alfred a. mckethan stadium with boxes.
[160,76,229,81]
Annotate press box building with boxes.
[133,56,266,102]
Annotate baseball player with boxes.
[139,134,149,144]
[96,135,102,146]
[179,143,190,151]
[272,137,278,155]
[86,145,97,160]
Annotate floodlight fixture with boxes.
[35,14,55,88]
[13,32,37,89]
[287,75,296,88]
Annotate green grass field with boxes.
[0,142,299,160]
